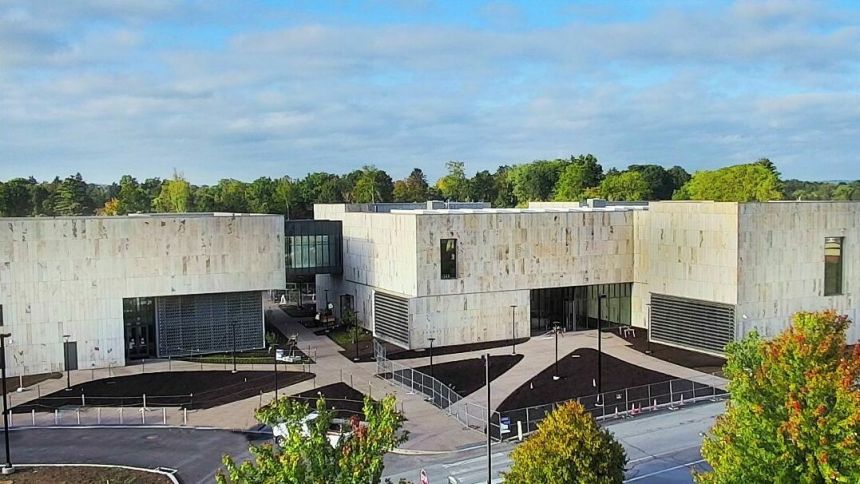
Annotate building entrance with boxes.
[529,283,631,335]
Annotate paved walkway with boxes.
[9,309,725,452]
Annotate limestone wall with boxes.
[632,202,740,331]
[0,214,285,376]
[737,202,860,343]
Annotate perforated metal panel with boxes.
[374,291,410,347]
[650,293,735,355]
[156,291,263,357]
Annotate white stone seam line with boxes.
[14,463,180,484]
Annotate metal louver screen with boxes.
[374,291,410,347]
[650,293,735,354]
[156,291,263,357]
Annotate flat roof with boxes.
[0,212,278,221]
[389,206,649,215]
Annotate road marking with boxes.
[627,444,701,464]
[623,459,706,482]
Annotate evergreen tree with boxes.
[53,173,92,215]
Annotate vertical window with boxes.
[824,237,844,296]
[440,239,457,279]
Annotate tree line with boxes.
[1,156,858,218]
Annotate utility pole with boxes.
[552,323,560,381]
[597,294,607,402]
[273,345,279,400]
[63,334,72,391]
[231,322,237,374]
[428,338,435,378]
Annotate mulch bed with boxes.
[4,372,63,394]
[404,354,524,397]
[498,348,724,413]
[289,382,371,420]
[9,466,172,483]
[281,305,316,318]
[333,336,532,363]
[624,330,726,375]
[13,370,314,412]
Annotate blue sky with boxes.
[1,0,859,184]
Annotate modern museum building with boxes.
[2,200,858,376]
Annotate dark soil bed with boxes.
[289,382,371,420]
[333,334,531,363]
[10,465,172,483]
[625,330,726,375]
[14,370,314,412]
[5,372,63,394]
[404,354,523,397]
[498,348,724,413]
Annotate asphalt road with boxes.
[2,427,266,483]
[383,400,724,483]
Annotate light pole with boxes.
[597,294,607,401]
[272,344,279,400]
[645,302,653,355]
[428,337,435,378]
[324,290,329,314]
[352,319,360,362]
[1,333,14,475]
[552,323,560,381]
[63,334,71,391]
[510,305,517,355]
[484,353,491,484]
[231,322,237,374]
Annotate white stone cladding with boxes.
[737,202,860,342]
[0,214,285,376]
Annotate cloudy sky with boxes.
[1,0,859,184]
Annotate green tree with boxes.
[273,176,301,218]
[504,401,627,483]
[492,166,517,207]
[554,163,590,201]
[53,173,92,215]
[510,159,567,203]
[697,310,860,483]
[353,165,394,203]
[468,170,497,203]
[627,164,676,200]
[214,178,250,212]
[152,171,192,213]
[666,165,691,198]
[597,170,652,201]
[218,394,407,484]
[674,163,783,202]
[393,168,430,202]
[244,177,276,213]
[0,177,35,216]
[299,172,345,207]
[436,161,471,201]
[116,175,150,214]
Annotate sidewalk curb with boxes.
[10,425,274,435]
[13,463,180,484]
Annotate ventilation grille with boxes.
[374,292,410,347]
[650,293,734,354]
[156,291,263,357]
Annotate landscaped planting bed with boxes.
[404,354,524,397]
[288,382,372,420]
[14,370,314,412]
[8,466,172,483]
[625,329,726,375]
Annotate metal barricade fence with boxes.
[374,341,502,440]
[495,374,728,440]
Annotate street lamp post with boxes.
[645,302,653,355]
[1,333,15,475]
[62,334,71,391]
[231,322,237,374]
[428,337,435,378]
[272,345,279,400]
[353,321,360,362]
[597,294,607,401]
[554,322,560,380]
[510,305,517,355]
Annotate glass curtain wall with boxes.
[123,297,156,360]
[530,283,631,335]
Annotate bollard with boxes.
[143,394,147,410]
[31,409,36,426]
[81,393,86,407]
[141,408,145,424]
[76,409,80,425]
[369,381,372,398]
[142,359,145,373]
[97,408,101,424]
[350,374,353,388]
[119,408,123,424]
[183,408,187,426]
[162,408,166,425]
[517,421,523,441]
[54,409,58,425]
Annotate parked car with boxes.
[272,412,353,447]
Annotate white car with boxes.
[272,412,353,448]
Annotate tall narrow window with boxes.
[824,237,843,296]
[440,239,457,279]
